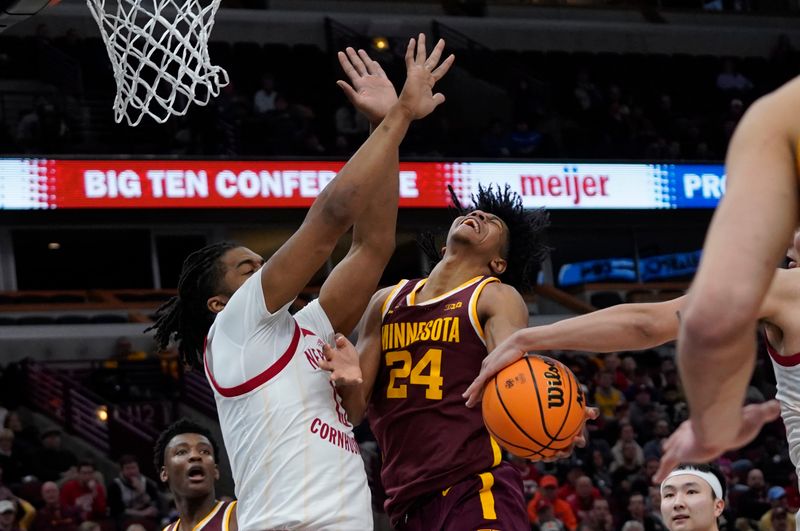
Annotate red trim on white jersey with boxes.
[764,333,800,367]
[204,321,302,397]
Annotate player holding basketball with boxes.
[155,419,237,531]
[322,165,597,527]
[464,232,800,489]
[660,464,727,531]
[147,35,454,530]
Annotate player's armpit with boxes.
[756,268,800,325]
[478,283,529,353]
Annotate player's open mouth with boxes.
[461,219,480,233]
[187,466,207,482]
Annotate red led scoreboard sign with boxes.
[0,159,726,209]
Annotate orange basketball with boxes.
[482,355,586,459]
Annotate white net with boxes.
[86,0,229,126]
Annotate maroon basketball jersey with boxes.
[368,276,505,523]
[162,500,236,531]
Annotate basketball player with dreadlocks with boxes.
[155,420,237,531]
[147,35,454,530]
[322,183,597,529]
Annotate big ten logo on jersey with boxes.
[444,301,462,311]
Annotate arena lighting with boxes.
[96,405,109,422]
[371,36,389,51]
[47,242,61,250]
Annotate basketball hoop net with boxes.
[86,0,229,126]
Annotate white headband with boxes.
[661,468,724,500]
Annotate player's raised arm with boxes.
[665,84,800,471]
[318,35,454,335]
[259,35,453,315]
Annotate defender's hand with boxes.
[396,34,455,120]
[464,332,526,407]
[337,48,398,126]
[319,334,363,387]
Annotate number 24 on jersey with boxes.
[385,349,444,400]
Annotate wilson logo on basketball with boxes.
[543,360,565,408]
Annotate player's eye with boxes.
[664,493,674,498]
[176,449,187,455]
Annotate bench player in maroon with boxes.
[155,419,237,531]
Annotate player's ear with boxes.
[214,465,220,481]
[713,498,725,517]
[440,246,447,257]
[489,257,507,275]
[159,466,168,483]
[207,295,229,314]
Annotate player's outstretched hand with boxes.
[336,47,398,126]
[396,34,455,121]
[319,334,363,387]
[653,400,781,483]
[463,331,526,407]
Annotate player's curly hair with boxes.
[145,241,238,369]
[419,185,550,293]
[154,418,220,474]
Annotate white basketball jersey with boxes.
[766,339,800,471]
[204,272,372,531]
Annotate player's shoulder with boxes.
[476,279,526,314]
[479,279,524,301]
[745,77,800,134]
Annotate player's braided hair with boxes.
[419,185,549,293]
[153,418,220,474]
[146,241,238,369]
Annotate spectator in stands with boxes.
[716,59,754,94]
[627,492,667,531]
[567,476,602,523]
[0,430,24,486]
[587,498,614,531]
[643,419,670,460]
[4,412,37,456]
[594,371,626,421]
[60,461,106,522]
[589,450,613,498]
[34,431,77,482]
[759,487,796,531]
[647,485,666,529]
[253,74,279,114]
[761,506,790,531]
[559,462,588,500]
[612,423,645,468]
[31,483,80,531]
[107,456,160,531]
[529,475,578,531]
[536,500,567,531]
[738,468,772,522]
[0,500,22,531]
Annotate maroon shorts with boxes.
[395,462,529,531]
